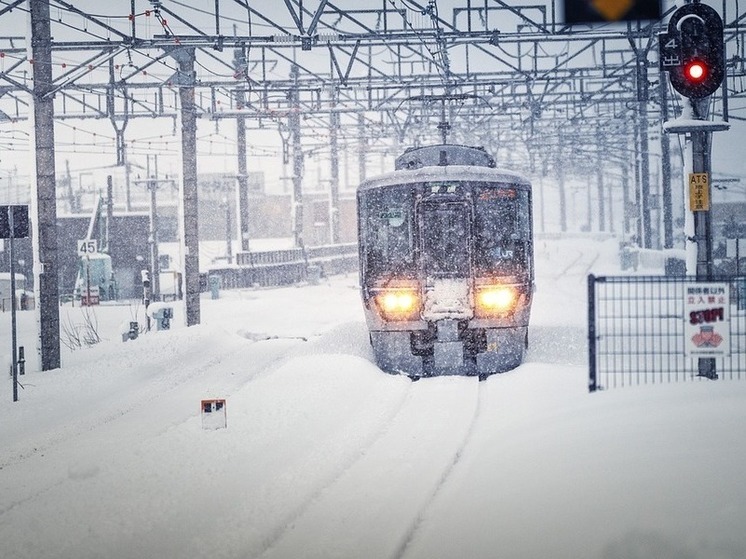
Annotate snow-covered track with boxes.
[257,375,481,559]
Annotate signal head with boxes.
[663,4,725,99]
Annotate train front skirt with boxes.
[370,322,527,378]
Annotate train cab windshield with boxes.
[473,185,532,278]
[360,184,417,280]
[360,181,531,282]
[419,202,470,278]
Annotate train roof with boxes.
[357,164,531,193]
[395,144,496,169]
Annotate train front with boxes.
[357,145,534,379]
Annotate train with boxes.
[356,144,534,379]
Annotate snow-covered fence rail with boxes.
[588,274,746,392]
[202,243,358,290]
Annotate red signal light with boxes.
[685,60,707,83]
[663,4,725,99]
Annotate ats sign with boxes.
[684,283,730,357]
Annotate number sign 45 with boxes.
[77,239,98,256]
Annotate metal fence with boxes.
[204,243,359,290]
[588,274,746,392]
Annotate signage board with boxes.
[201,399,227,430]
[688,173,710,211]
[0,205,29,239]
[77,238,98,256]
[80,286,100,307]
[658,32,681,70]
[684,283,730,357]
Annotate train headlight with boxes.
[374,289,421,321]
[475,285,518,317]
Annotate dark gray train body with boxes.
[357,145,534,379]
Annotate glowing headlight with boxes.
[475,285,518,317]
[374,289,421,321]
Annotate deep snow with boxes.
[1,237,746,559]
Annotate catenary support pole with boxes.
[289,64,304,250]
[29,0,61,371]
[357,112,367,184]
[234,46,251,252]
[557,129,567,233]
[147,156,161,301]
[174,47,200,327]
[636,53,653,248]
[659,72,674,249]
[596,126,605,232]
[329,99,341,244]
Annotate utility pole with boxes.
[147,155,161,301]
[29,0,61,371]
[109,57,131,212]
[329,91,341,244]
[596,126,605,232]
[103,176,112,253]
[173,47,200,327]
[224,188,233,261]
[630,37,653,248]
[133,159,173,302]
[289,64,305,250]
[659,67,674,249]
[556,130,567,233]
[358,112,367,183]
[233,44,251,252]
[621,157,631,238]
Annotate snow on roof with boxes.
[357,164,531,192]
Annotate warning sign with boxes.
[684,283,730,357]
[688,173,710,211]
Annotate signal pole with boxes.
[2,205,30,400]
[660,2,728,379]
[9,207,19,401]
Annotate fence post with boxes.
[588,274,597,392]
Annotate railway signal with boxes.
[661,4,729,380]
[660,3,725,99]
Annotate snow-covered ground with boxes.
[1,237,745,559]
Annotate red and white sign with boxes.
[201,399,227,430]
[80,286,100,307]
[684,283,730,357]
